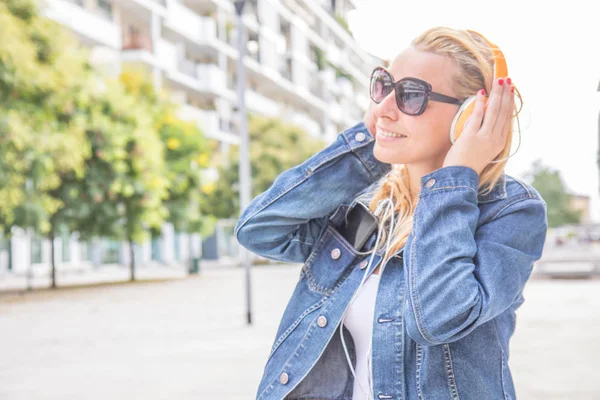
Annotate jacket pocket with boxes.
[302,223,361,296]
[267,299,326,363]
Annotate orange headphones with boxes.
[449,30,509,144]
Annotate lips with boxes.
[376,128,408,138]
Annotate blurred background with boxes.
[0,0,598,399]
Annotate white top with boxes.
[342,273,380,400]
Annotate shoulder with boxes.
[482,174,547,225]
[503,174,546,208]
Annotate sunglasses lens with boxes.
[397,80,428,115]
[370,68,393,103]
[370,68,430,115]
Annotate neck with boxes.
[405,162,444,199]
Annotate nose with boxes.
[373,89,400,122]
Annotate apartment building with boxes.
[46,0,377,141]
[3,0,380,273]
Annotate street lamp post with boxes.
[234,0,254,325]
[597,79,600,195]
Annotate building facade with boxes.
[568,194,591,225]
[2,0,380,272]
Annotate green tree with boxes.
[205,115,324,219]
[526,159,581,228]
[1,1,210,283]
[0,0,92,283]
[119,70,218,258]
[63,79,170,281]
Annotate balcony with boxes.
[164,0,217,45]
[43,0,121,49]
[168,62,228,97]
[177,105,239,144]
[337,77,354,97]
[246,90,281,117]
[319,68,336,87]
[285,112,322,138]
[309,77,324,100]
[177,105,220,137]
[152,39,175,71]
[328,102,343,123]
[326,44,342,65]
[113,0,167,19]
[120,32,157,69]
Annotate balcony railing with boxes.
[122,34,153,52]
[175,61,226,93]
[178,105,221,137]
[246,90,281,116]
[43,0,121,49]
[166,0,217,44]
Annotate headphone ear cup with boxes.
[449,96,477,144]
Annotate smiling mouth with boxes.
[377,129,407,138]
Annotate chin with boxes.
[373,143,413,165]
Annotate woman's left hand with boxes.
[442,77,515,175]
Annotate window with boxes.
[62,233,71,263]
[103,240,120,264]
[151,238,161,261]
[79,241,90,263]
[174,233,181,262]
[31,237,43,264]
[0,236,9,271]
[96,0,113,20]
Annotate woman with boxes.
[235,27,547,400]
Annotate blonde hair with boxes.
[361,27,522,262]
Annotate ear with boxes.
[449,96,477,144]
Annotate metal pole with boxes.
[234,0,253,325]
[25,178,33,291]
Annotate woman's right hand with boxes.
[363,100,377,138]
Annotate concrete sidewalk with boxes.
[0,258,241,293]
[1,264,599,399]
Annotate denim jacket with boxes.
[235,122,548,400]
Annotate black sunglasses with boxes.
[369,66,464,116]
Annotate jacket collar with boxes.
[477,173,508,203]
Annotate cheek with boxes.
[418,109,455,148]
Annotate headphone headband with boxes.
[450,30,509,144]
[466,30,508,81]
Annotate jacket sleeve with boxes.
[234,122,391,264]
[403,166,548,346]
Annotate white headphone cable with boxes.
[339,184,396,399]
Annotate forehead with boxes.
[389,47,458,95]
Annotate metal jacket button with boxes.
[425,178,436,188]
[279,372,289,384]
[355,132,366,142]
[331,248,341,259]
[317,316,327,327]
[359,260,368,269]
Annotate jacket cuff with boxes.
[419,166,479,196]
[342,122,391,180]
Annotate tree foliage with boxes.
[205,115,324,219]
[527,160,582,228]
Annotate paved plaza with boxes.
[1,263,599,399]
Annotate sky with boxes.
[347,0,600,222]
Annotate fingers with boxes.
[465,89,486,133]
[479,77,515,139]
[479,77,505,133]
[497,78,516,140]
